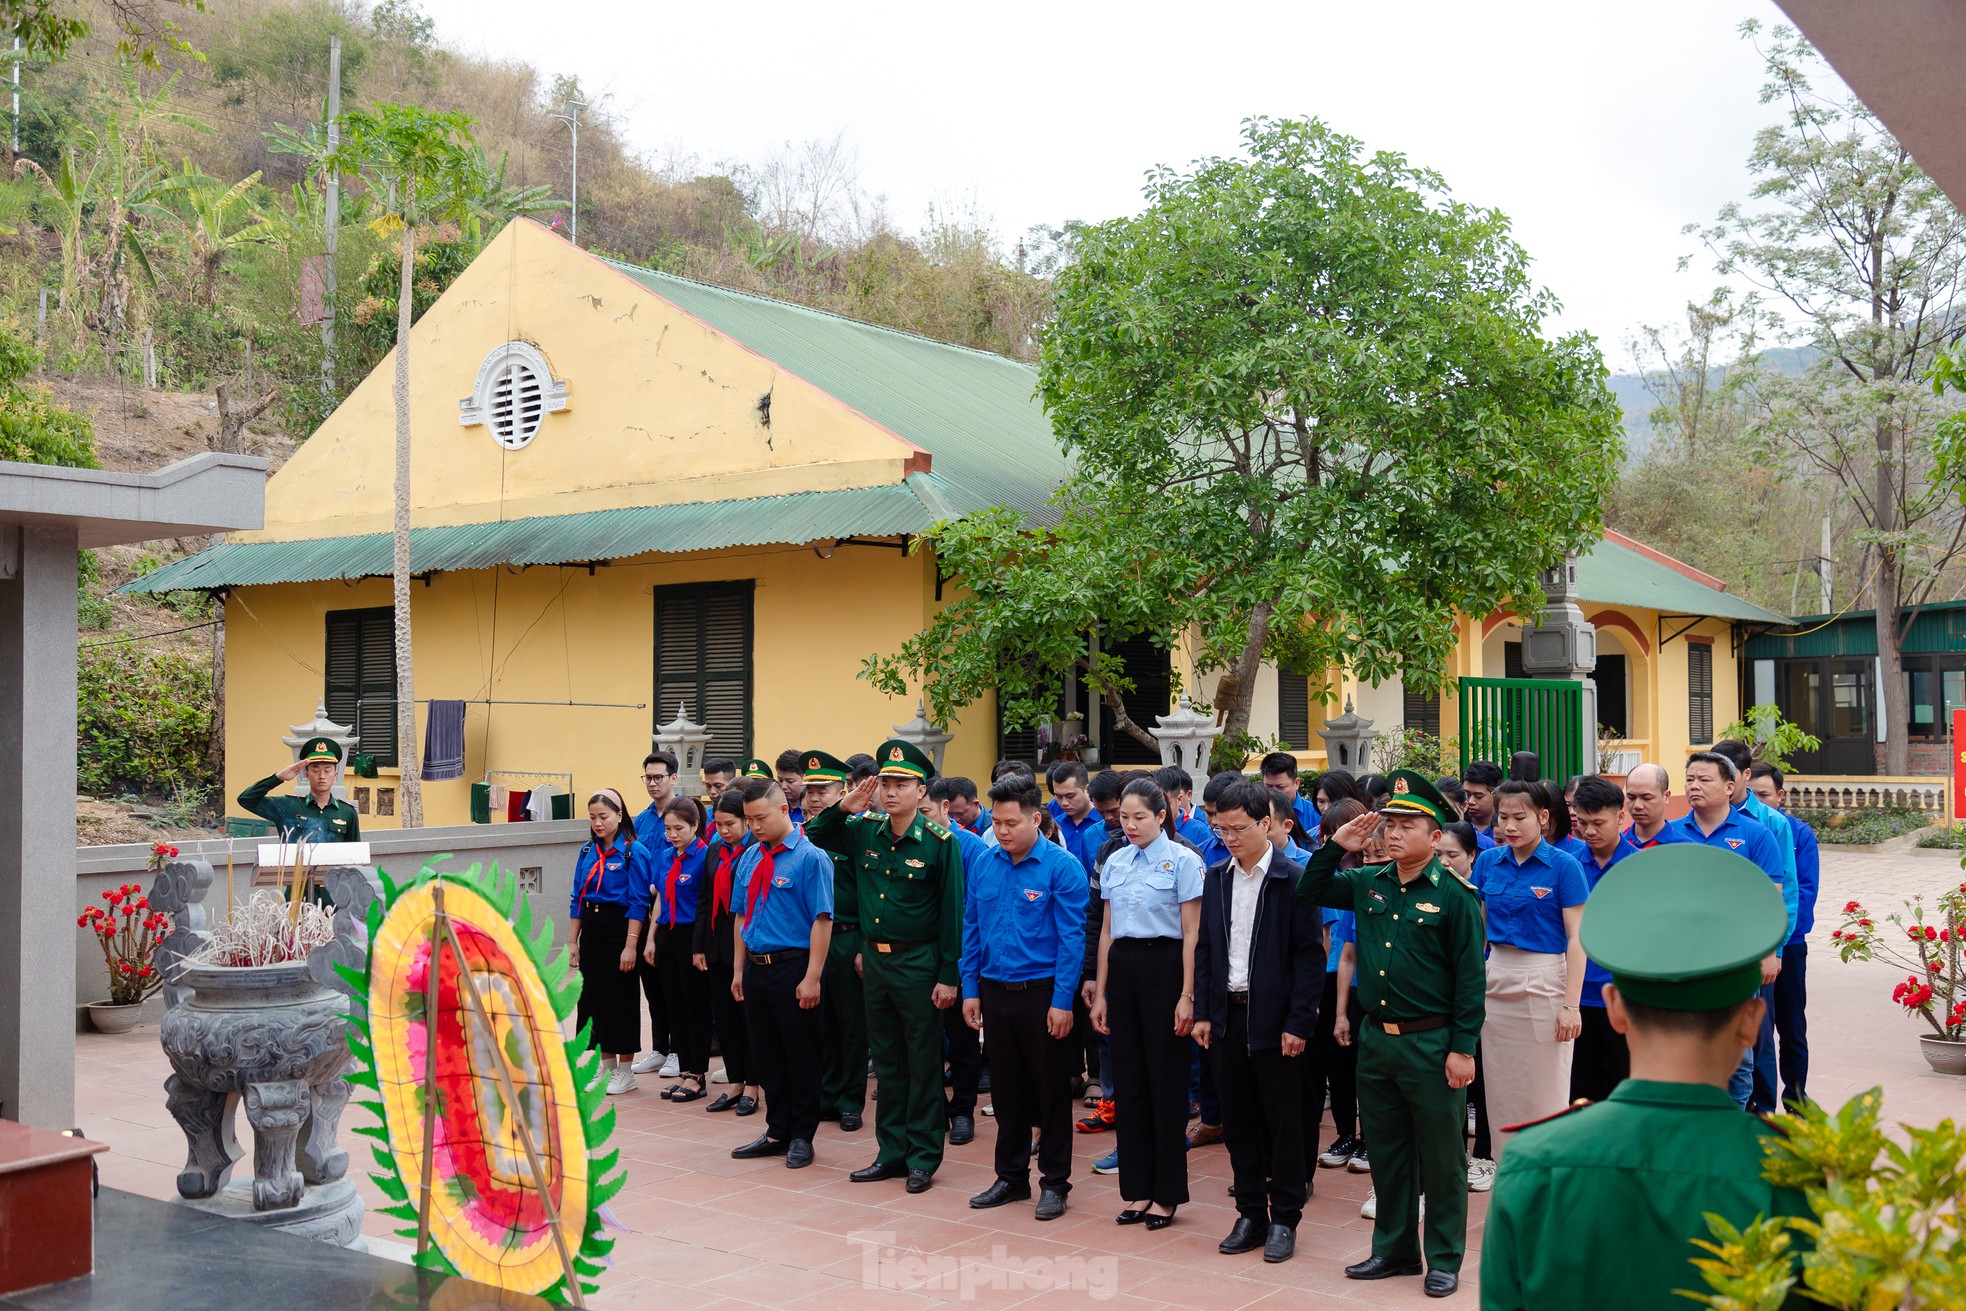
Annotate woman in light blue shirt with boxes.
[1091,777,1203,1229]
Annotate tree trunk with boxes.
[391,217,424,827]
[208,600,226,785]
[1101,685,1161,754]
[1220,599,1276,743]
[1873,406,1909,777]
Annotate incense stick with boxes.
[225,843,235,928]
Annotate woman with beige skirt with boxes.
[1469,781,1589,1159]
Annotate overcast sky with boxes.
[412,0,1812,368]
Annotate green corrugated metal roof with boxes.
[1576,538,1790,624]
[119,479,948,593]
[608,261,1065,522]
[1742,599,1966,659]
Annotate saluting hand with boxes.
[276,760,305,783]
[1328,811,1383,854]
[843,775,879,815]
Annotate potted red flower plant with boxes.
[78,853,176,1032]
[1831,876,1966,1075]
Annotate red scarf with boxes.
[577,836,619,902]
[712,840,741,917]
[743,842,784,925]
[664,838,706,927]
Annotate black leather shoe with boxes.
[1217,1217,1264,1254]
[1346,1256,1423,1280]
[1143,1206,1177,1231]
[840,1110,863,1132]
[905,1169,933,1194]
[969,1179,1032,1209]
[706,1092,739,1113]
[1424,1270,1460,1297]
[730,1135,787,1160]
[1115,1209,1147,1225]
[948,1114,975,1145]
[850,1160,904,1183]
[1034,1188,1067,1221]
[785,1139,814,1169]
[732,1095,758,1116]
[1263,1223,1294,1263]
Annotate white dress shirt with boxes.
[1227,845,1272,992]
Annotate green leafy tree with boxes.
[1716,703,1823,773]
[0,0,202,65]
[175,164,278,307]
[0,323,96,467]
[869,118,1622,745]
[327,104,483,829]
[1689,23,1966,775]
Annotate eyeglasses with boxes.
[1214,821,1262,840]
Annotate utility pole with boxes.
[321,35,341,397]
[1819,513,1833,613]
[11,32,21,155]
[550,98,584,246]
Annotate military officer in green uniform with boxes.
[804,738,964,1194]
[803,750,869,1132]
[740,758,774,781]
[1296,770,1483,1298]
[1481,845,1809,1310]
[237,736,362,844]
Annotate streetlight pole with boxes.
[549,99,584,247]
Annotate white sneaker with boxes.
[607,1066,638,1095]
[711,1065,731,1084]
[659,1054,681,1079]
[1467,1158,1496,1192]
[631,1051,666,1074]
[1359,1188,1376,1219]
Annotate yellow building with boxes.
[131,219,1787,828]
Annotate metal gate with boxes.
[1458,677,1584,781]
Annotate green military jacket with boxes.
[826,846,860,937]
[1295,840,1485,1053]
[1481,1080,1810,1310]
[238,774,362,844]
[804,803,964,986]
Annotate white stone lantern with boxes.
[1151,695,1221,776]
[653,701,712,797]
[892,701,954,775]
[1316,697,1379,772]
[282,700,358,800]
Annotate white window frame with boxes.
[458,341,569,450]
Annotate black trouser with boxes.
[1468,1040,1491,1161]
[980,979,1074,1193]
[1215,999,1307,1228]
[1772,940,1809,1107]
[574,902,641,1056]
[1075,988,1100,1088]
[639,945,672,1057]
[654,923,711,1075]
[944,1001,983,1119]
[1570,1004,1629,1104]
[1309,973,1360,1147]
[1107,937,1188,1207]
[743,951,822,1144]
[707,959,751,1086]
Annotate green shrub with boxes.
[1372,728,1458,779]
[77,593,112,630]
[1791,807,1931,846]
[1916,825,1966,850]
[77,645,215,798]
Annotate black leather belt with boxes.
[866,939,929,954]
[1371,1015,1448,1035]
[985,977,1053,992]
[747,949,808,966]
[1227,991,1250,1005]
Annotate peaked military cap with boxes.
[1581,844,1788,1012]
[1382,768,1456,827]
[740,757,773,780]
[876,738,935,782]
[299,736,343,764]
[800,750,849,783]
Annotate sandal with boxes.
[669,1075,708,1105]
[659,1084,685,1101]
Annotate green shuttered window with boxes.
[325,607,398,766]
[654,582,754,760]
[1688,643,1714,745]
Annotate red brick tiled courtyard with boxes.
[74,847,1966,1308]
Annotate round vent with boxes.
[458,341,569,449]
[490,358,544,449]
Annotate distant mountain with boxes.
[1605,346,1814,460]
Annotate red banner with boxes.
[1953,707,1966,825]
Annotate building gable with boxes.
[246,219,929,542]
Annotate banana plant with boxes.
[176,163,279,305]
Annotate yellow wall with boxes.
[247,219,924,541]
[225,543,998,829]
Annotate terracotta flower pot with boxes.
[85,1001,145,1034]
[1919,1035,1966,1076]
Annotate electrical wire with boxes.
[80,617,221,648]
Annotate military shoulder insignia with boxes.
[1503,1100,1592,1134]
[926,821,950,840]
[1450,869,1480,895]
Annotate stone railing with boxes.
[74,820,591,1022]
[1786,775,1951,820]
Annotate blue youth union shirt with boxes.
[1577,837,1638,1007]
[1471,839,1589,954]
[1101,833,1204,940]
[1668,811,1795,939]
[570,834,654,921]
[732,826,835,955]
[959,837,1089,1009]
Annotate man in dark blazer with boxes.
[1193,779,1325,1264]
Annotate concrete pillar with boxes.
[1519,554,1599,779]
[0,526,79,1128]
